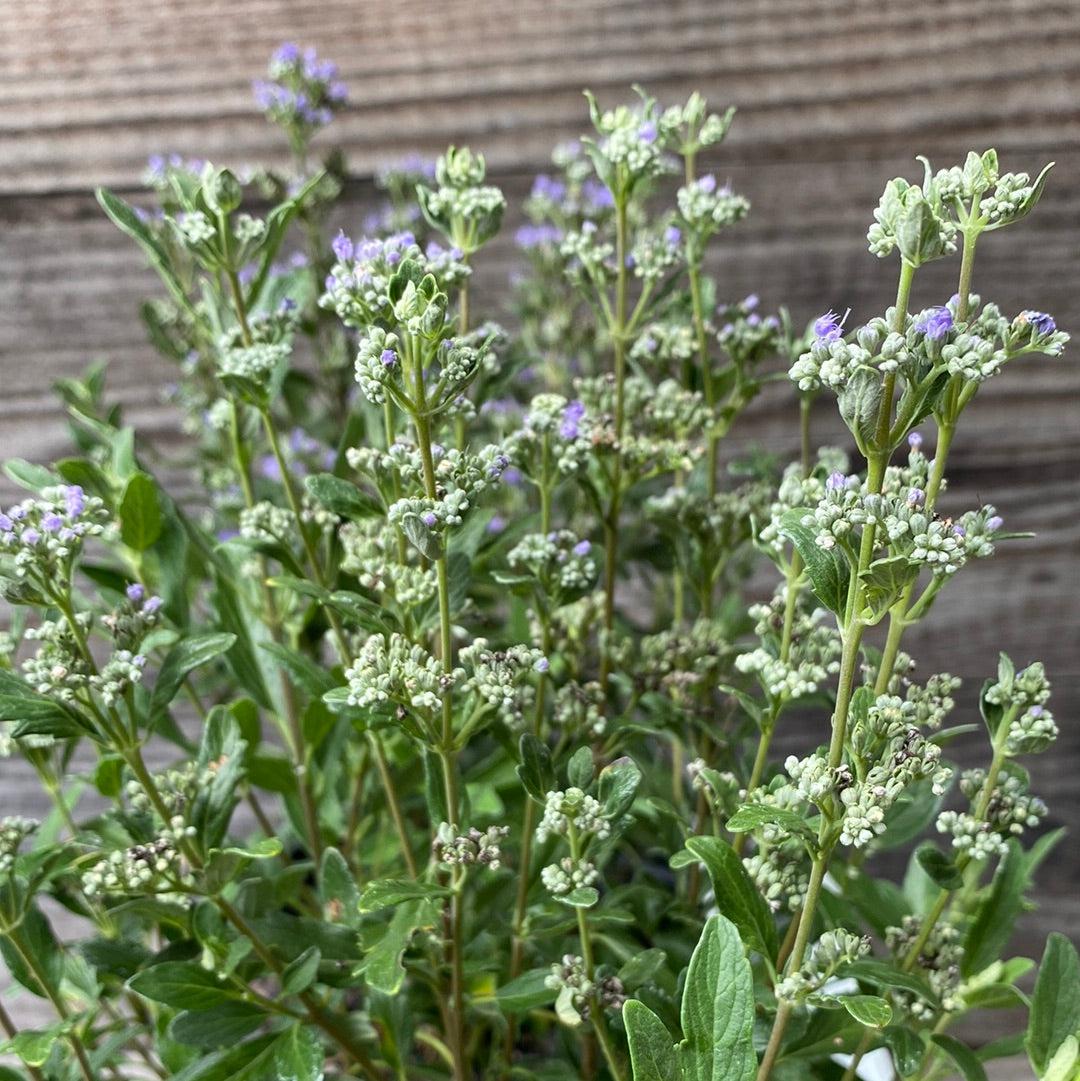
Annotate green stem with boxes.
[568,825,626,1081]
[599,196,629,694]
[411,396,466,1081]
[5,930,98,1081]
[0,995,47,1081]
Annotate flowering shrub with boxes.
[0,48,1076,1081]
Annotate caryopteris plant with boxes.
[0,43,1074,1081]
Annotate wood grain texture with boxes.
[1,1,1077,1072]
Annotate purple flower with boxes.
[744,293,760,311]
[559,400,586,440]
[502,467,523,488]
[534,658,550,673]
[257,455,282,482]
[22,529,40,545]
[1030,705,1044,717]
[987,515,1003,531]
[638,121,658,144]
[126,583,145,603]
[272,42,301,66]
[421,512,438,528]
[664,225,682,248]
[916,306,953,341]
[487,514,507,534]
[697,174,717,194]
[907,488,926,508]
[825,471,848,491]
[332,231,354,261]
[582,179,614,211]
[1020,310,1057,336]
[0,514,11,532]
[747,313,761,328]
[952,524,966,538]
[530,174,567,203]
[515,223,563,250]
[41,513,62,532]
[63,486,85,517]
[573,540,592,556]
[143,596,164,615]
[908,431,923,450]
[813,309,850,343]
[381,349,398,367]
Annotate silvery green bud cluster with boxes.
[0,485,108,583]
[867,177,957,266]
[886,917,964,1019]
[340,519,437,608]
[0,816,37,874]
[639,619,736,703]
[21,616,91,700]
[93,649,149,707]
[460,639,547,728]
[743,822,811,914]
[789,337,873,393]
[345,632,460,714]
[984,656,1051,711]
[536,788,611,843]
[507,531,597,601]
[432,822,510,871]
[82,837,185,899]
[582,90,676,195]
[506,394,596,476]
[631,318,696,366]
[937,767,1047,859]
[1005,705,1058,756]
[775,929,870,1002]
[629,225,682,283]
[354,327,401,405]
[541,856,600,896]
[661,92,735,156]
[716,294,782,367]
[418,147,505,254]
[239,500,294,544]
[552,680,606,739]
[676,175,749,240]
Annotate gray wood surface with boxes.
[1,1,1077,1074]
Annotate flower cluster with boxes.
[432,823,510,871]
[254,43,347,140]
[536,788,611,843]
[775,929,870,1002]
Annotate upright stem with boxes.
[568,825,626,1081]
[599,197,629,693]
[5,931,98,1081]
[758,262,915,1081]
[0,999,46,1081]
[412,393,466,1081]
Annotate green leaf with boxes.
[119,471,163,550]
[357,879,450,913]
[97,187,193,311]
[777,509,850,615]
[675,915,756,1081]
[725,803,818,845]
[9,1024,67,1067]
[3,458,56,491]
[258,641,336,697]
[1040,1036,1079,1081]
[361,899,435,995]
[169,1003,267,1049]
[147,632,236,731]
[837,368,884,451]
[168,1035,281,1081]
[554,886,599,909]
[962,839,1027,976]
[567,746,595,788]
[914,842,964,891]
[517,733,555,801]
[319,847,360,927]
[0,905,64,998]
[684,836,778,961]
[884,1026,925,1077]
[618,948,667,991]
[930,1034,988,1081]
[625,999,681,1081]
[1027,933,1080,1076]
[841,995,892,1028]
[841,960,938,1008]
[598,756,641,818]
[275,1024,324,1081]
[282,946,321,996]
[128,961,236,1010]
[859,556,920,623]
[304,473,382,519]
[495,968,558,1013]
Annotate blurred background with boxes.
[0,1,1077,1073]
